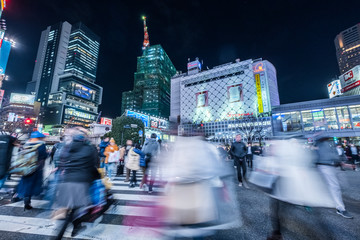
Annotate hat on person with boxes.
[110,138,115,143]
[30,131,45,139]
[151,133,157,139]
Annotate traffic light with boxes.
[24,118,32,125]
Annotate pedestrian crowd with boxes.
[0,129,359,239]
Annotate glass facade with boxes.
[64,22,100,82]
[122,45,176,118]
[273,104,360,133]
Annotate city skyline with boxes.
[2,0,360,118]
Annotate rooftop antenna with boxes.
[142,16,150,50]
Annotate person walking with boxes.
[230,134,248,188]
[55,127,100,237]
[141,133,160,193]
[316,137,353,219]
[126,143,144,188]
[123,140,133,182]
[98,137,110,168]
[16,131,47,210]
[0,135,17,197]
[246,142,255,169]
[104,138,119,180]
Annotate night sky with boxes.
[2,0,360,118]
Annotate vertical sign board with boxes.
[100,117,112,126]
[0,89,4,108]
[327,80,342,99]
[259,72,270,113]
[0,40,11,75]
[255,74,263,113]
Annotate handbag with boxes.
[108,151,120,163]
[89,179,106,206]
[248,169,278,194]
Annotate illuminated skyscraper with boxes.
[335,23,360,74]
[26,22,103,128]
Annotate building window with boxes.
[312,109,326,131]
[349,105,360,129]
[337,107,352,130]
[301,110,314,132]
[324,108,338,130]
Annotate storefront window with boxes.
[301,110,314,131]
[349,105,360,129]
[312,109,326,131]
[337,107,352,130]
[324,108,338,130]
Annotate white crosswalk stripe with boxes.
[0,171,165,239]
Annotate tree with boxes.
[106,116,145,145]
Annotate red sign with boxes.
[100,117,112,126]
[344,70,354,82]
[341,80,360,93]
[227,112,254,118]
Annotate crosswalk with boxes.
[0,172,166,239]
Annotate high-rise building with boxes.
[121,17,176,118]
[26,22,102,128]
[335,23,360,74]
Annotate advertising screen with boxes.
[327,80,342,99]
[10,93,35,105]
[74,84,92,100]
[126,110,150,128]
[150,116,167,129]
[0,40,11,75]
[196,91,208,108]
[227,84,243,103]
[340,66,360,95]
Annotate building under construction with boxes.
[121,17,176,118]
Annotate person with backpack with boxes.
[141,133,160,193]
[16,131,47,210]
[104,138,119,180]
[98,137,110,168]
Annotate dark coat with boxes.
[99,140,109,157]
[230,141,247,159]
[59,140,99,183]
[0,135,16,179]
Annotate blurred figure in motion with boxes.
[230,134,248,188]
[15,131,47,210]
[54,127,101,238]
[126,143,143,188]
[217,145,228,160]
[350,143,359,165]
[104,138,119,180]
[160,136,240,239]
[249,137,336,240]
[98,137,109,168]
[0,135,17,196]
[141,133,160,193]
[315,136,353,219]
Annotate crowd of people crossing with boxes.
[0,128,359,239]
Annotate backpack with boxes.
[9,143,42,176]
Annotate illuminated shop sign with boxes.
[227,112,253,118]
[255,74,263,113]
[0,40,11,75]
[126,110,149,127]
[150,116,167,129]
[64,107,96,120]
[254,73,270,113]
[100,117,112,126]
[74,84,94,100]
[253,62,264,73]
[10,93,35,105]
[228,120,271,128]
[340,66,360,94]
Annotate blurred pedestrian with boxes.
[104,138,119,180]
[316,137,353,219]
[230,134,248,188]
[141,133,160,193]
[0,135,17,193]
[55,127,100,237]
[16,131,47,210]
[246,142,255,169]
[98,137,110,168]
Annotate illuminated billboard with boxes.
[340,65,360,95]
[74,84,93,100]
[227,84,243,103]
[126,110,150,127]
[327,80,342,99]
[10,93,35,105]
[100,117,112,126]
[0,40,11,75]
[196,91,208,108]
[150,116,167,129]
